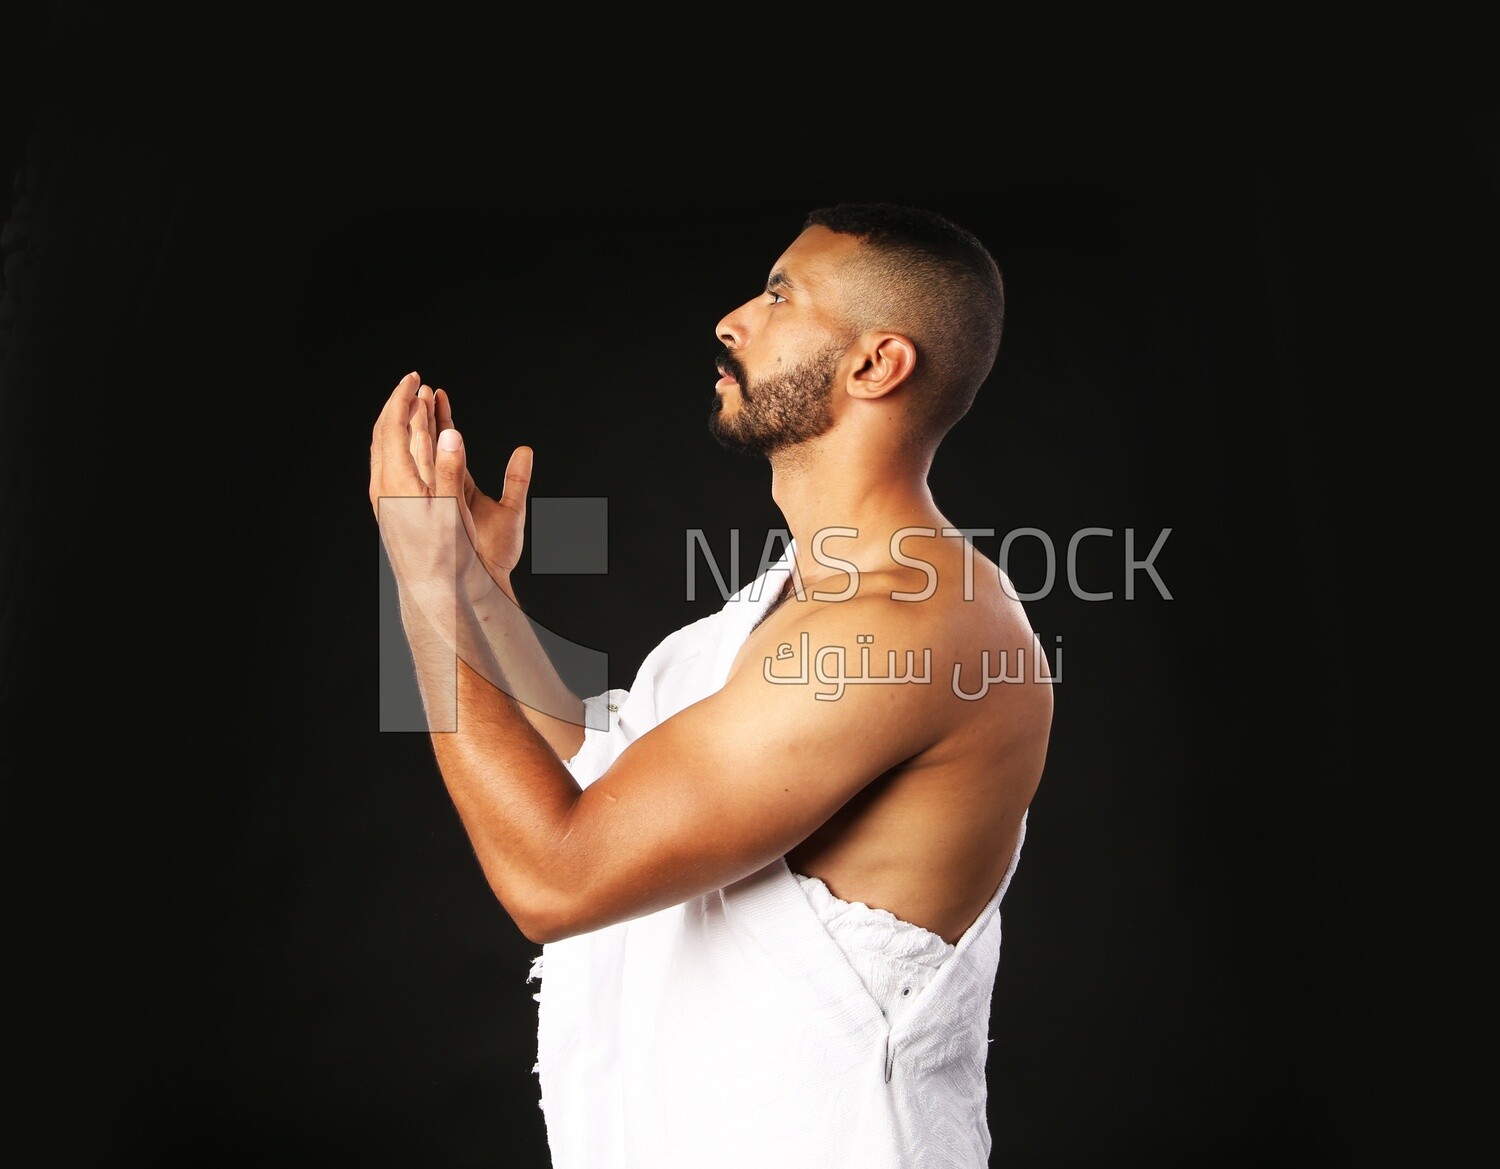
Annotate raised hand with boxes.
[370,372,583,739]
[433,384,532,590]
[369,371,480,594]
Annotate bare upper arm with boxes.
[530,592,1038,939]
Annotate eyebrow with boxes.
[765,269,797,294]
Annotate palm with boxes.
[466,462,528,578]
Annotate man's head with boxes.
[709,202,1005,460]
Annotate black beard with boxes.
[708,343,842,458]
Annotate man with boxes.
[369,202,1053,1168]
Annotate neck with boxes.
[767,439,947,592]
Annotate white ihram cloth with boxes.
[528,542,1028,1169]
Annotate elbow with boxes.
[493,803,591,944]
[514,902,563,945]
[508,883,579,946]
[519,921,577,946]
[515,916,557,946]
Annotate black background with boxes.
[3,8,1493,1167]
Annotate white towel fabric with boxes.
[791,871,955,1033]
[531,541,1027,1169]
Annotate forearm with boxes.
[393,552,586,760]
[387,555,605,939]
[469,564,586,761]
[430,654,585,942]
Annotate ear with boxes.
[844,332,916,400]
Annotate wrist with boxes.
[465,555,517,608]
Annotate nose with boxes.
[715,296,755,350]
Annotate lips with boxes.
[715,361,739,390]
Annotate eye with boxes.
[766,291,787,305]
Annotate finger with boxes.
[498,445,534,518]
[431,388,483,504]
[420,382,439,452]
[409,391,436,488]
[371,371,424,512]
[436,429,484,561]
[371,371,421,468]
[375,371,423,439]
[435,427,468,501]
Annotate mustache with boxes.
[716,349,747,387]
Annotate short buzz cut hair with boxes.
[803,201,1005,448]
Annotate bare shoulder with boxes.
[857,551,1054,742]
[733,541,1053,751]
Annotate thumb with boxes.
[435,427,467,497]
[499,445,534,517]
